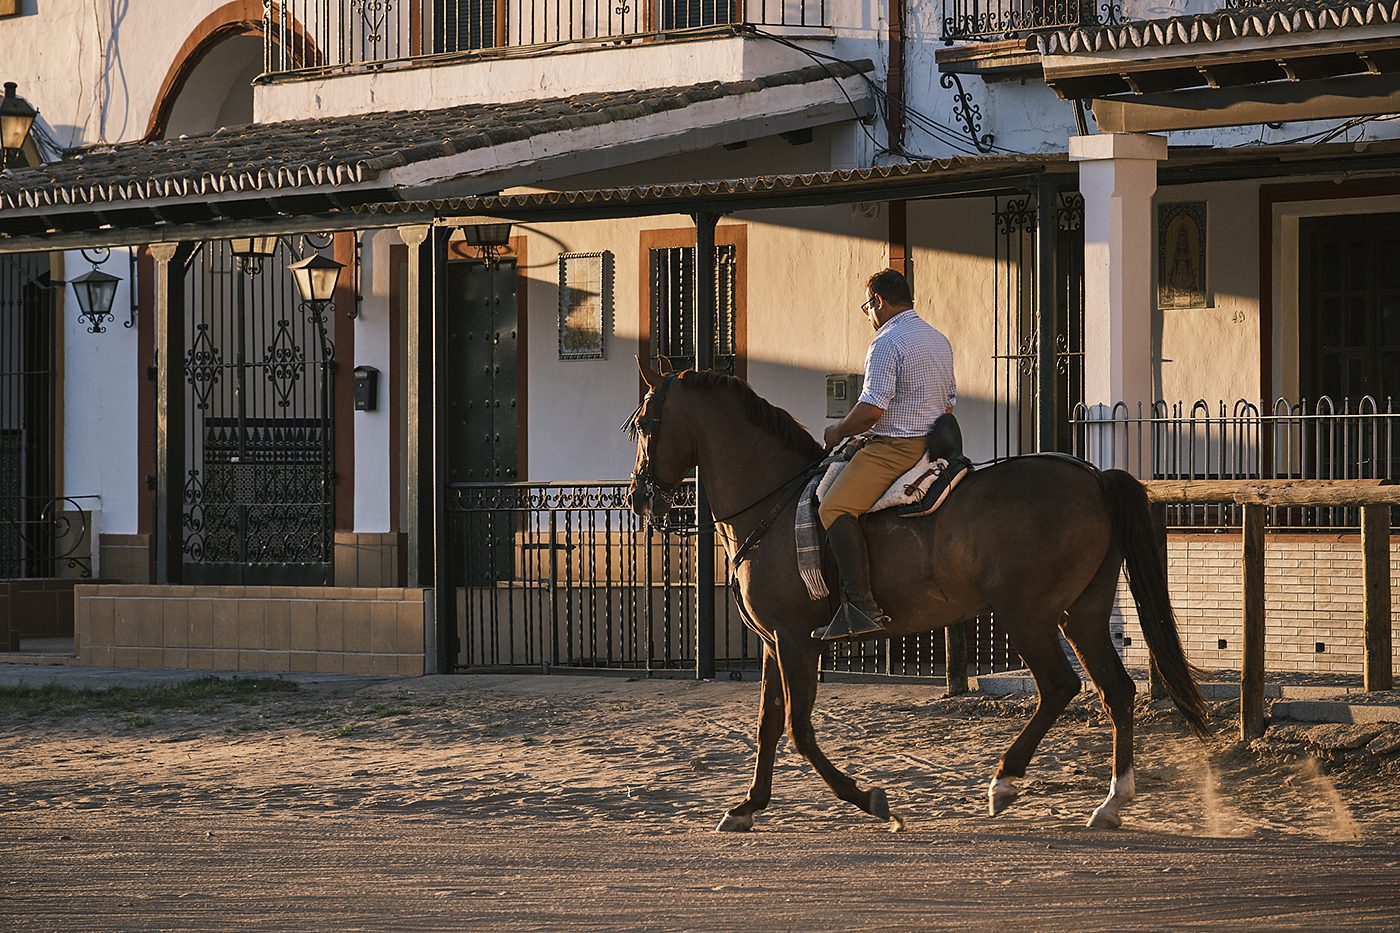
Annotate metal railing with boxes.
[0,496,95,580]
[1070,397,1398,529]
[446,480,1020,678]
[265,1,827,78]
[941,0,1281,42]
[943,0,1111,43]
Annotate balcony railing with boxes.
[264,0,827,78]
[942,0,1269,43]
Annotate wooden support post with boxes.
[693,209,719,681]
[1241,503,1267,741]
[1035,179,1059,454]
[1148,502,1167,700]
[945,621,969,696]
[151,241,194,586]
[1363,504,1393,692]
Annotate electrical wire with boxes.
[744,25,1023,158]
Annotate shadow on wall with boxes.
[521,266,1000,483]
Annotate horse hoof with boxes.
[887,809,909,833]
[988,777,1019,817]
[989,792,1017,817]
[868,787,891,821]
[1086,806,1122,830]
[715,813,754,833]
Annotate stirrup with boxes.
[814,602,889,641]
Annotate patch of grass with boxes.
[223,720,270,735]
[0,676,300,719]
[325,720,369,738]
[365,703,411,719]
[120,713,154,728]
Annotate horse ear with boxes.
[635,355,662,389]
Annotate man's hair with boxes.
[866,268,913,306]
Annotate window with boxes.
[431,0,498,53]
[648,244,737,375]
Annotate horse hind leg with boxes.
[1061,557,1138,830]
[717,645,786,833]
[988,616,1081,816]
[775,632,904,831]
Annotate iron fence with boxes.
[941,0,1277,42]
[265,0,826,77]
[1070,397,1399,529]
[447,480,1020,678]
[942,0,1113,42]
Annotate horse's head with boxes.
[624,360,694,526]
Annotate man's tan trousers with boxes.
[818,435,927,528]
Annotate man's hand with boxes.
[824,402,884,449]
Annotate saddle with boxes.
[815,414,974,518]
[795,414,973,602]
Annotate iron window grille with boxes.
[648,244,737,376]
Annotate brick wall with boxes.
[75,585,427,675]
[1113,533,1400,676]
[0,579,79,651]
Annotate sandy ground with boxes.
[3,674,1400,931]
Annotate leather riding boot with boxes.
[816,515,891,641]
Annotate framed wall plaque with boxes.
[1158,201,1208,309]
[558,250,611,360]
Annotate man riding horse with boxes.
[819,268,957,641]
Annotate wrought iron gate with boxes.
[992,190,1085,458]
[0,253,57,579]
[181,239,335,584]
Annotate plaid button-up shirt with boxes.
[857,309,956,438]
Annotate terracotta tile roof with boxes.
[360,153,1070,217]
[1037,0,1400,55]
[0,60,873,213]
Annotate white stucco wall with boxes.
[61,248,140,535]
[354,230,395,532]
[3,0,236,148]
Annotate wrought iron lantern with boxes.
[71,265,120,334]
[229,235,279,274]
[288,251,344,306]
[463,221,513,266]
[0,82,37,166]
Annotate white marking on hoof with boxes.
[887,810,909,833]
[715,812,754,833]
[988,776,1019,816]
[1087,767,1135,830]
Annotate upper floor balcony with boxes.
[940,0,1262,44]
[263,0,828,79]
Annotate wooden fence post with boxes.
[945,620,969,696]
[1149,502,1168,701]
[1363,504,1393,693]
[1241,503,1267,741]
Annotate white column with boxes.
[1070,132,1166,471]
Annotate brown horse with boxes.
[626,364,1209,832]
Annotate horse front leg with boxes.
[716,644,785,832]
[776,632,906,831]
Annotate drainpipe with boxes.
[886,0,906,153]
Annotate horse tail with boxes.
[1101,469,1211,737]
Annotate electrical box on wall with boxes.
[826,373,863,419]
[353,365,379,411]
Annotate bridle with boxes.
[625,375,680,526]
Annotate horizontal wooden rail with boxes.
[1143,478,1397,507]
[1136,477,1394,738]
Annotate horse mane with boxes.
[675,370,824,461]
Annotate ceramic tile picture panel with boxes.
[1158,201,1208,309]
[558,251,611,360]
